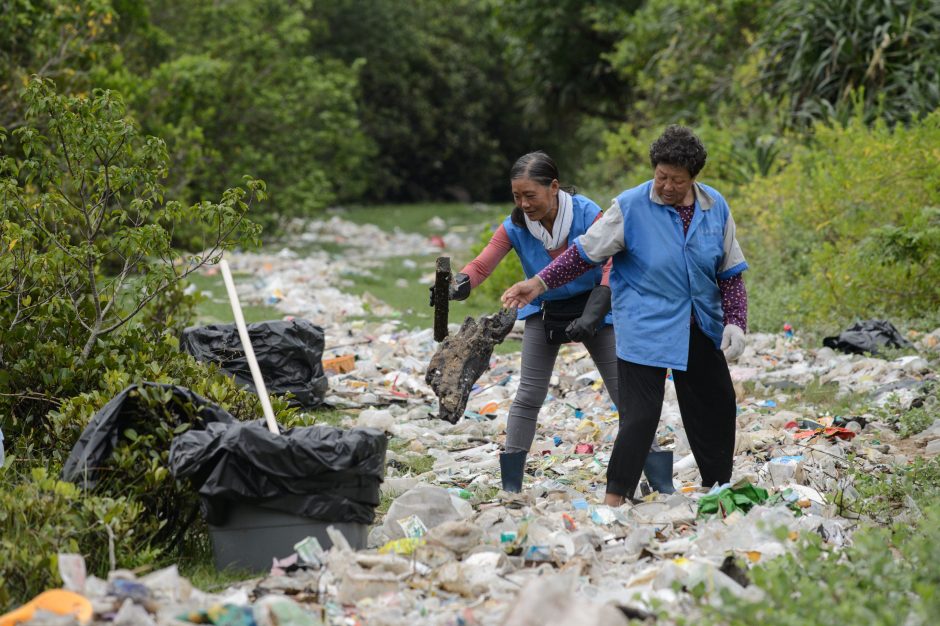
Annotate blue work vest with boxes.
[607,181,737,370]
[504,194,612,323]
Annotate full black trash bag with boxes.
[169,421,387,524]
[823,319,913,355]
[181,319,328,408]
[62,383,236,489]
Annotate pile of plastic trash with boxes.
[9,214,938,626]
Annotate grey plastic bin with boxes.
[208,501,368,571]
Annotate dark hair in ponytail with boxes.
[509,151,576,227]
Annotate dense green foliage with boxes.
[312,0,535,202]
[1,78,261,435]
[5,0,938,216]
[735,110,940,330]
[758,0,940,127]
[113,0,374,225]
[0,79,290,609]
[0,467,145,609]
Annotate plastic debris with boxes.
[397,514,429,538]
[32,217,931,626]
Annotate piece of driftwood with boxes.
[432,256,451,342]
[425,308,517,423]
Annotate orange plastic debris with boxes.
[479,401,499,415]
[0,589,93,626]
[322,354,356,374]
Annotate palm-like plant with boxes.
[758,0,940,127]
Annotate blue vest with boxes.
[504,194,612,323]
[608,181,731,370]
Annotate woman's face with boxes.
[512,177,559,222]
[653,163,695,206]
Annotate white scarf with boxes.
[525,189,573,250]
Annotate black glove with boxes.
[428,272,472,306]
[449,272,471,301]
[565,285,611,342]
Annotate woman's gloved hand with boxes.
[720,324,745,361]
[565,285,611,342]
[449,272,471,301]
[428,272,472,306]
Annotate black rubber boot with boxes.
[643,450,675,494]
[499,451,527,493]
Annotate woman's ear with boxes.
[550,179,560,194]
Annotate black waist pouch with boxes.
[540,291,591,345]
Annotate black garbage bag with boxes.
[62,383,236,488]
[823,319,913,355]
[181,319,328,409]
[169,421,387,525]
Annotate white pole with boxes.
[218,259,279,434]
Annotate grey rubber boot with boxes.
[499,451,527,493]
[643,450,675,494]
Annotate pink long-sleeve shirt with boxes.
[461,215,612,289]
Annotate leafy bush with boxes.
[0,0,117,131]
[598,0,772,125]
[102,0,375,224]
[0,77,261,437]
[0,78,290,606]
[466,224,524,306]
[0,467,146,612]
[758,0,940,127]
[313,0,537,202]
[733,109,940,331]
[700,507,940,624]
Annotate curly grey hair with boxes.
[649,125,707,178]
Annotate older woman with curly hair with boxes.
[502,125,749,505]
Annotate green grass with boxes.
[330,202,519,330]
[387,438,435,475]
[180,559,261,591]
[282,407,352,428]
[336,202,506,234]
[186,271,288,325]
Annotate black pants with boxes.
[606,324,737,497]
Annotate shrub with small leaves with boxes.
[0,467,147,612]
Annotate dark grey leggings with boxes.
[505,316,620,454]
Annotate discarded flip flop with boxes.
[0,589,93,626]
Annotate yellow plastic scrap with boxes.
[575,420,601,442]
[379,537,426,556]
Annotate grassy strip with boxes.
[186,272,288,325]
